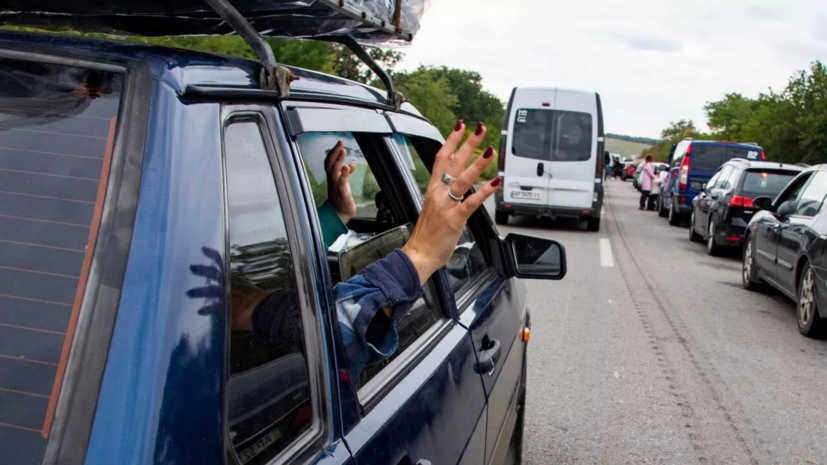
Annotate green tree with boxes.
[392,68,458,135]
[333,46,403,83]
[428,67,504,148]
[704,93,758,141]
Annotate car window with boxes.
[740,170,798,197]
[671,141,689,166]
[224,121,317,465]
[393,135,492,300]
[727,146,762,162]
[0,58,123,464]
[511,108,552,161]
[794,171,827,217]
[551,111,593,162]
[705,170,722,191]
[294,131,444,391]
[716,166,734,190]
[691,144,726,171]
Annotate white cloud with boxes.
[396,0,827,138]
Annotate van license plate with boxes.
[511,191,541,200]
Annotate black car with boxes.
[689,159,803,255]
[742,165,827,336]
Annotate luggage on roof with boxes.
[0,0,426,42]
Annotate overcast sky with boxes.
[397,0,827,138]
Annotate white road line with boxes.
[600,238,614,267]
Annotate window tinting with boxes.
[511,109,552,161]
[690,145,726,171]
[727,146,762,162]
[224,121,313,465]
[740,171,797,196]
[794,171,827,217]
[0,59,122,464]
[551,111,593,162]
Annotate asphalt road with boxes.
[491,180,827,465]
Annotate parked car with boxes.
[667,138,766,226]
[658,167,679,217]
[495,87,605,231]
[742,165,827,337]
[0,24,567,465]
[688,159,804,255]
[622,161,636,181]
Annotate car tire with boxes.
[689,211,703,242]
[586,216,600,232]
[668,199,681,226]
[797,264,826,337]
[742,235,765,291]
[495,211,509,225]
[706,219,722,256]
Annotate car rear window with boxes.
[511,108,552,161]
[726,146,762,162]
[0,58,122,464]
[690,144,726,171]
[511,108,593,162]
[740,170,798,196]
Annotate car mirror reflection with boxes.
[505,233,567,280]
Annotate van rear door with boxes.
[504,89,555,207]
[548,90,597,209]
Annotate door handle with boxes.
[536,162,544,177]
[475,338,501,375]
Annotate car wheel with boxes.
[798,264,826,337]
[668,199,681,226]
[495,211,509,225]
[586,216,600,232]
[742,235,765,291]
[689,211,702,242]
[706,219,721,256]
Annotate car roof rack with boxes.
[203,0,403,106]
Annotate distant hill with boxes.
[606,137,651,158]
[607,133,660,146]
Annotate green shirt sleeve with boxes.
[317,201,349,249]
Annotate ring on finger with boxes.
[441,173,458,186]
[447,190,464,202]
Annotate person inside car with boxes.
[230,120,500,378]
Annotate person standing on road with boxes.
[639,154,655,210]
[604,151,611,180]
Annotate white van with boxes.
[494,87,605,231]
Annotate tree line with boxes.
[643,61,827,165]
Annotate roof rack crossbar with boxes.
[326,36,405,111]
[203,0,294,95]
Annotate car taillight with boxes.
[729,195,754,207]
[760,150,766,160]
[679,156,690,190]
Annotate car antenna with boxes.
[203,0,296,96]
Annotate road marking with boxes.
[600,238,614,267]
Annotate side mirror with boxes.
[776,200,796,217]
[504,233,567,280]
[753,196,773,211]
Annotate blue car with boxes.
[0,6,567,465]
[666,139,765,226]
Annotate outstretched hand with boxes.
[402,121,501,284]
[325,141,357,223]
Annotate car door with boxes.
[505,94,554,207]
[390,126,529,465]
[707,166,735,235]
[696,169,723,236]
[753,172,812,283]
[280,104,488,465]
[547,91,597,209]
[776,171,827,294]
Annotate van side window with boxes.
[511,109,594,162]
[393,135,493,300]
[551,111,593,162]
[293,131,444,391]
[224,120,315,465]
[511,109,552,161]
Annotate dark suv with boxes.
[688,159,803,255]
[0,5,566,465]
[667,139,766,226]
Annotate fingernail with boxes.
[483,146,494,159]
[491,176,502,188]
[475,121,484,136]
[455,120,464,132]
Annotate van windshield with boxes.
[511,109,593,162]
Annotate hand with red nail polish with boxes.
[401,124,501,284]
